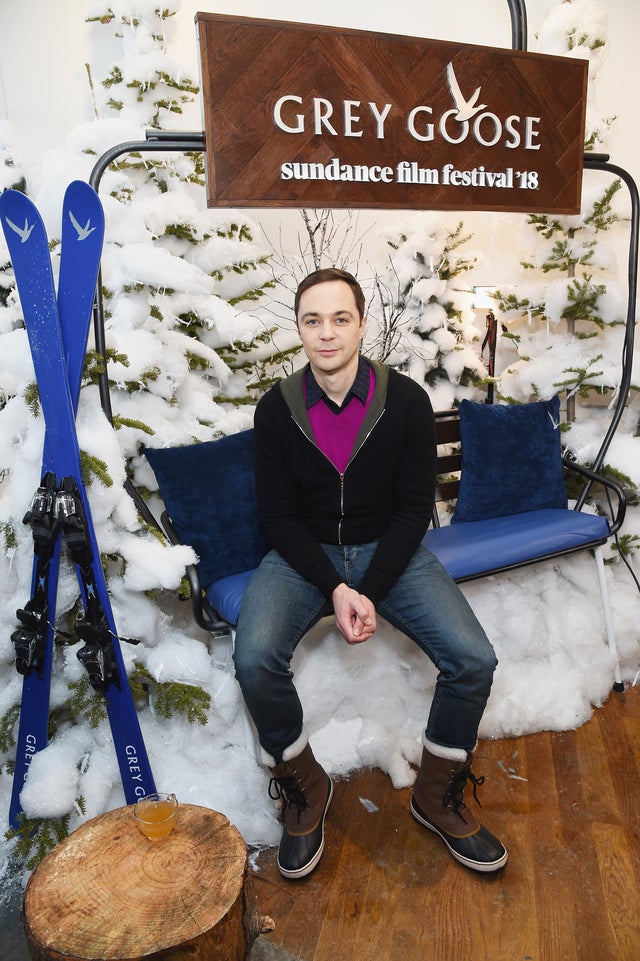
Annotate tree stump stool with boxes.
[22,803,273,961]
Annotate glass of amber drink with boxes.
[133,793,179,840]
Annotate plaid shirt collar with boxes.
[305,355,370,410]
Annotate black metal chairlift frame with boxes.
[86,0,638,560]
[88,140,639,519]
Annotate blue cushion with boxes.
[144,430,268,588]
[213,509,611,623]
[425,508,609,580]
[206,569,258,626]
[452,397,567,523]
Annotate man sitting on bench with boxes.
[233,267,507,877]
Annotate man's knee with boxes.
[232,636,261,693]
[464,639,497,691]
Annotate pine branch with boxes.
[6,811,75,870]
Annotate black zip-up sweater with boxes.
[254,359,437,603]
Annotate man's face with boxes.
[296,279,366,378]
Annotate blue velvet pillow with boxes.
[451,397,567,524]
[144,429,268,587]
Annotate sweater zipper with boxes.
[338,472,345,544]
[291,407,385,544]
[337,409,384,543]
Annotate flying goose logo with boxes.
[446,61,487,122]
[4,216,35,244]
[69,209,97,241]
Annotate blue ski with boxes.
[0,185,155,826]
[5,181,106,828]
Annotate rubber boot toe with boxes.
[277,776,333,879]
[410,795,508,873]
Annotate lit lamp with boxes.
[473,286,499,404]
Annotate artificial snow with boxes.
[5,543,636,857]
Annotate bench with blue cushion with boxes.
[144,396,626,689]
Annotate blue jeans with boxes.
[233,543,497,763]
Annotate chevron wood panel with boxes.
[196,14,588,213]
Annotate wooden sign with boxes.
[195,13,588,214]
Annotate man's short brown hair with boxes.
[294,268,366,323]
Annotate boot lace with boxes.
[269,776,308,824]
[443,768,485,814]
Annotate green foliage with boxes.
[186,150,207,187]
[185,351,210,372]
[0,164,27,195]
[112,414,155,436]
[554,354,605,397]
[139,366,161,387]
[5,797,86,870]
[227,271,275,306]
[89,6,199,129]
[64,676,108,728]
[165,222,199,243]
[130,667,211,726]
[84,347,130,384]
[389,221,475,284]
[587,179,624,230]
[101,64,123,89]
[1,519,17,551]
[225,343,303,394]
[611,532,640,559]
[562,276,608,330]
[384,220,481,388]
[176,310,201,337]
[527,182,622,282]
[176,573,193,600]
[0,703,20,753]
[596,463,635,493]
[24,381,40,417]
[540,235,595,274]
[216,222,255,243]
[566,29,605,53]
[80,451,113,488]
[102,550,127,578]
[514,180,622,301]
[495,176,625,413]
[83,348,165,395]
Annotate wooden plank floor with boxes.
[250,684,640,961]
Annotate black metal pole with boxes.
[88,133,207,528]
[501,11,637,481]
[86,138,638,513]
[88,132,206,424]
[506,0,528,50]
[578,154,639,490]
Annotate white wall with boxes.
[0,0,519,156]
[1,0,639,288]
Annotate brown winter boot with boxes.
[410,747,507,873]
[268,742,333,879]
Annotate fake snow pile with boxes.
[3,547,639,862]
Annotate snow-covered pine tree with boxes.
[383,216,485,411]
[0,121,30,641]
[0,0,283,860]
[494,176,626,417]
[494,0,627,423]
